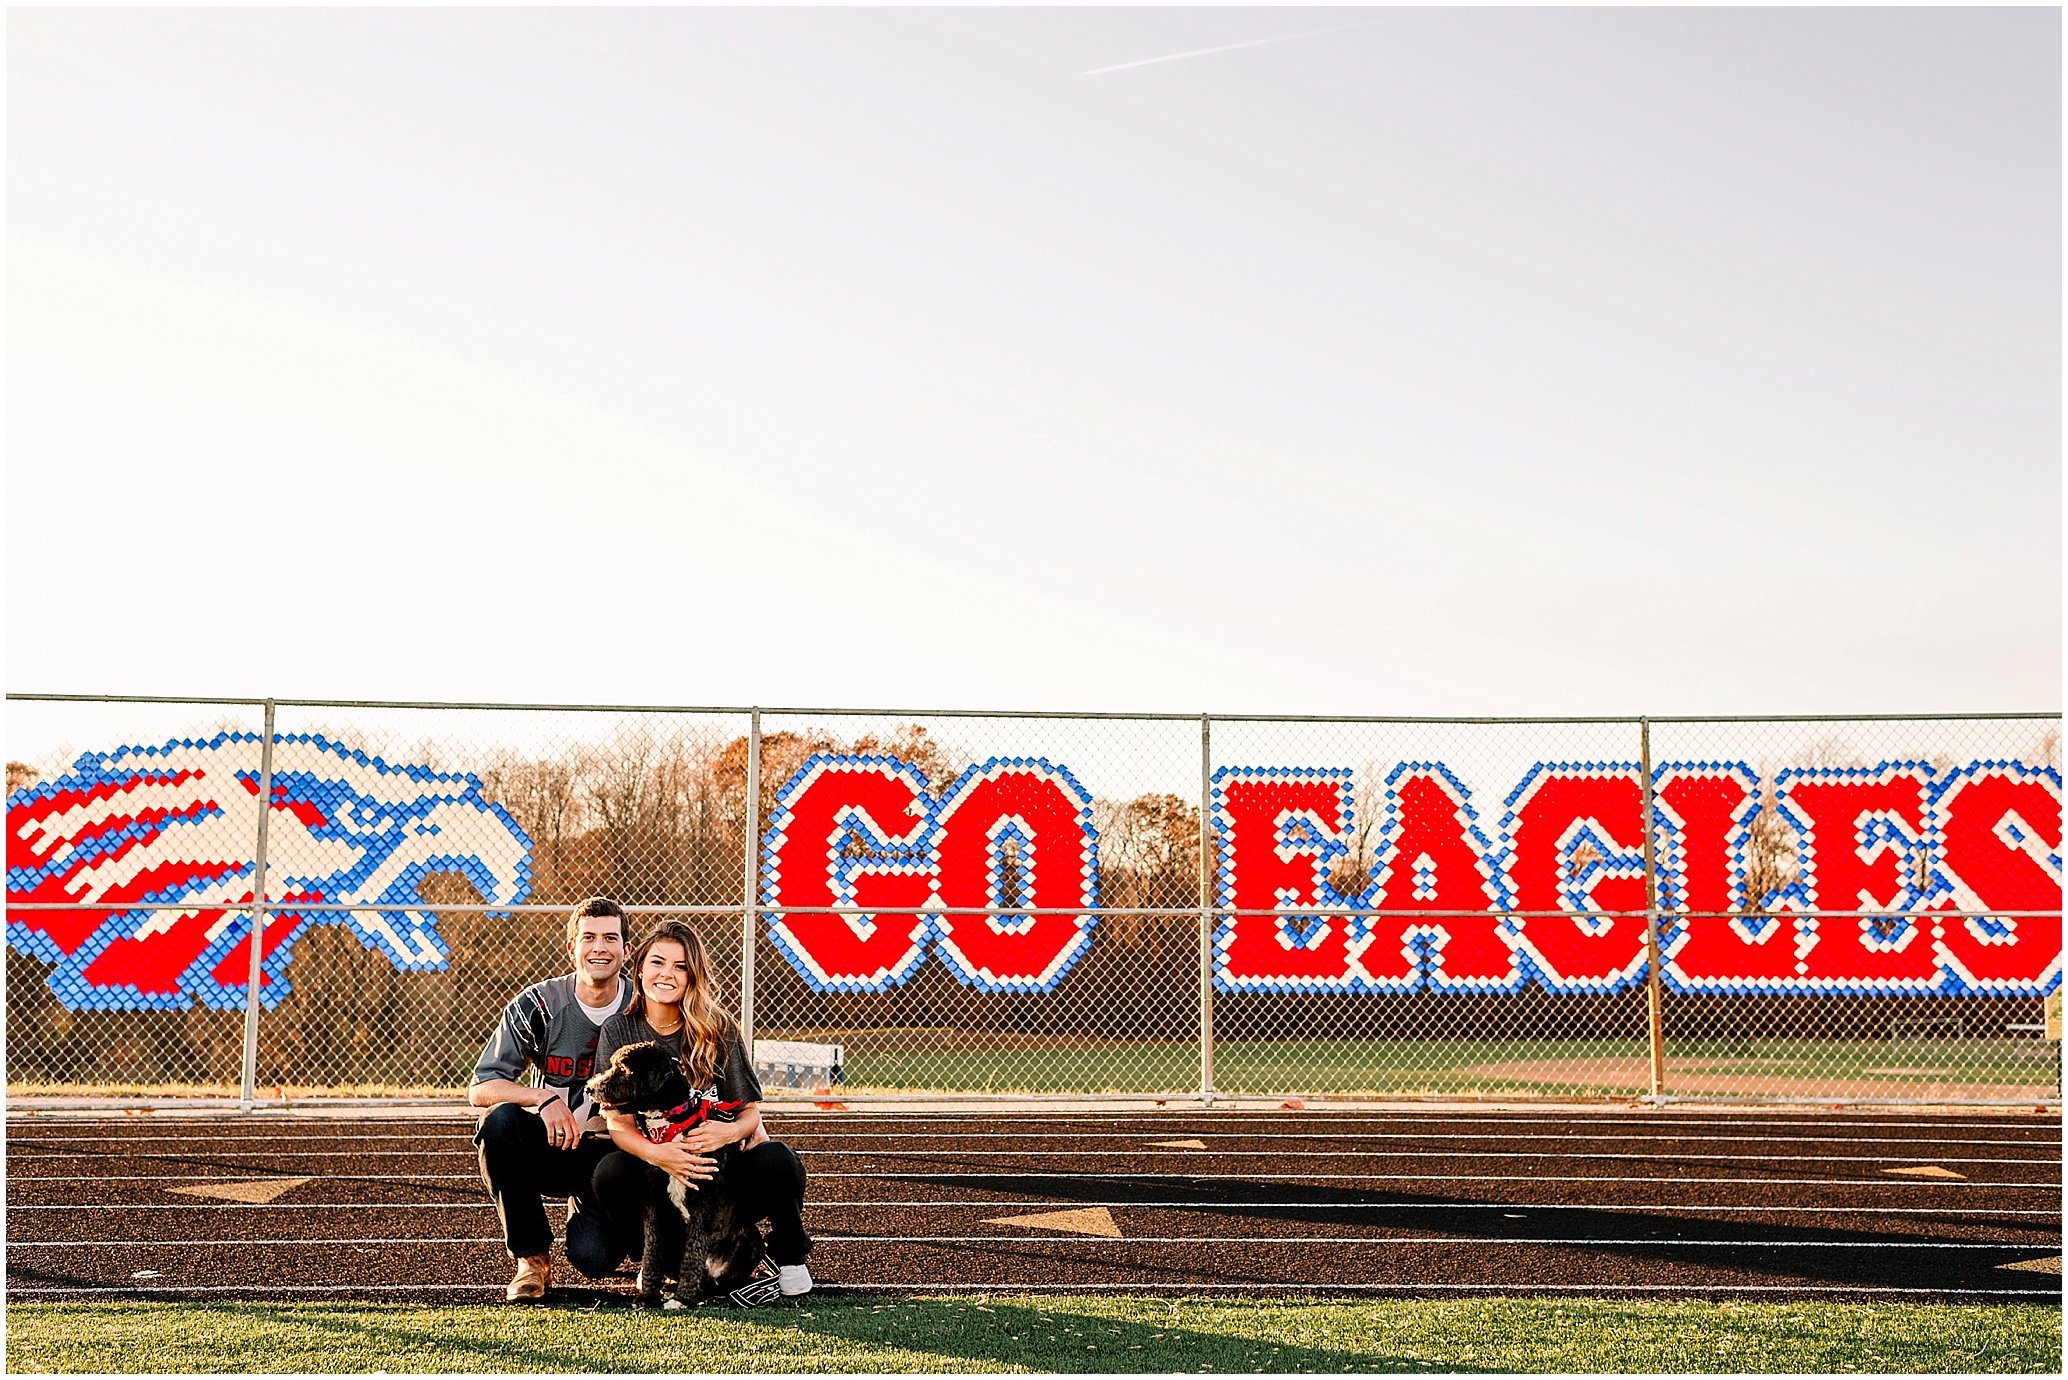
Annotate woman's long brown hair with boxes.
[624,920,734,1085]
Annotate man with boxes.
[470,896,635,1301]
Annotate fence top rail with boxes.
[4,693,2060,724]
[1642,711,2062,725]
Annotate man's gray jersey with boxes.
[472,974,630,1125]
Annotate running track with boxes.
[6,1107,2061,1304]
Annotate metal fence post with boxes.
[1199,713,1215,1107]
[1639,715,1666,1101]
[238,699,277,1112]
[738,708,761,1048]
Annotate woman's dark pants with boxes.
[473,1102,620,1277]
[592,1140,813,1267]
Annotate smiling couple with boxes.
[467,897,813,1302]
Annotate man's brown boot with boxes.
[506,1253,550,1302]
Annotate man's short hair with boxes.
[566,896,628,945]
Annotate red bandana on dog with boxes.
[640,1093,744,1144]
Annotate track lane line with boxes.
[5,1285,505,1295]
[17,1149,2060,1167]
[767,1115,2064,1127]
[5,1142,473,1150]
[14,1170,2051,1187]
[810,1172,2062,1187]
[28,1114,2047,1128]
[5,1174,483,1182]
[20,1144,2062,1162]
[8,1200,2059,1216]
[40,1145,2053,1165]
[740,1142,2068,1150]
[805,1237,2062,1248]
[12,1239,503,1247]
[14,1152,480,1159]
[8,1200,2054,1215]
[12,1133,2051,1158]
[8,1203,504,1210]
[795,1151,2061,1165]
[808,1283,2067,1297]
[10,1236,2056,1250]
[805,1202,2062,1214]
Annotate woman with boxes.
[591,920,813,1297]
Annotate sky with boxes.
[8,7,2061,719]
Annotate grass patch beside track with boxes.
[6,1297,2060,1373]
[825,1035,2059,1098]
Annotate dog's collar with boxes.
[641,1096,744,1144]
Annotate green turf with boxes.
[823,1035,2061,1097]
[6,1298,2059,1373]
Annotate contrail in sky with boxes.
[1082,19,1384,77]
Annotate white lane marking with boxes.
[16,1151,479,1159]
[10,1121,2054,1145]
[8,1203,502,1210]
[792,1150,2058,1166]
[813,1236,2050,1248]
[4,1175,480,1182]
[10,1282,2053,1297]
[20,1147,2055,1168]
[6,1201,2058,1216]
[4,1124,471,1134]
[29,1168,2039,1189]
[810,1172,2061,1188]
[794,1134,2068,1147]
[16,1138,2059,1157]
[7,1285,505,1294]
[798,1201,2063,1214]
[11,1236,2055,1250]
[9,1142,475,1150]
[796,1115,2057,1128]
[811,1283,2063,1296]
[16,1114,2045,1131]
[13,1239,500,1248]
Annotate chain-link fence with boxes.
[6,696,2059,1105]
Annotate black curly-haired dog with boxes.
[585,1041,773,1309]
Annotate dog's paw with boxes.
[663,1298,687,1311]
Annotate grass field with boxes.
[6,1298,2059,1374]
[819,1035,2060,1098]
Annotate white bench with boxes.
[753,1039,844,1092]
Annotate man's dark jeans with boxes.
[474,1102,619,1276]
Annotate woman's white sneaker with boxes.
[779,1264,814,1296]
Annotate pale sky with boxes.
[8,7,2060,717]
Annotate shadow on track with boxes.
[873,1173,2060,1293]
